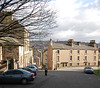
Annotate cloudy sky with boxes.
[46,0,100,43]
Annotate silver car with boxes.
[27,65,38,70]
[0,69,35,84]
[84,67,94,74]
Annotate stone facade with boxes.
[43,39,99,70]
[33,47,41,67]
[0,37,23,70]
[43,51,47,66]
[0,11,34,71]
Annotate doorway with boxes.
[8,59,14,70]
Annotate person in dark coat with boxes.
[45,65,48,76]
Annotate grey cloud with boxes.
[55,21,100,32]
[45,0,100,43]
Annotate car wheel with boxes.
[21,79,28,84]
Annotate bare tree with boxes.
[0,0,57,40]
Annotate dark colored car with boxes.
[21,67,37,76]
[0,69,35,84]
[84,67,94,74]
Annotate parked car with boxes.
[27,65,38,70]
[0,69,35,84]
[38,66,42,70]
[33,65,38,69]
[21,67,37,76]
[84,67,94,74]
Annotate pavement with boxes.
[57,67,100,71]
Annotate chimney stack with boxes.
[97,44,99,48]
[89,40,96,47]
[49,39,53,46]
[77,42,81,46]
[68,39,74,47]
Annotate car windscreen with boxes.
[86,67,92,69]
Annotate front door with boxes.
[85,62,87,66]
[8,59,14,70]
[57,64,59,67]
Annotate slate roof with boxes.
[30,40,98,50]
[52,43,98,50]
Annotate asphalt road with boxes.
[0,71,100,88]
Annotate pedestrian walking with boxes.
[45,65,48,76]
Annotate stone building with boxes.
[0,29,34,71]
[0,37,23,71]
[43,39,99,70]
[98,48,100,66]
[0,11,34,71]
[33,47,41,67]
